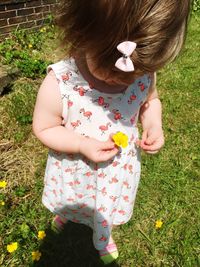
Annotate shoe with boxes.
[99,242,119,264]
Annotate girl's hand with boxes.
[137,126,164,154]
[79,135,119,163]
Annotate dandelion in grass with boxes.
[1,201,5,206]
[28,44,33,48]
[112,132,128,148]
[7,242,18,253]
[155,219,163,229]
[38,230,46,240]
[32,250,42,261]
[0,180,7,188]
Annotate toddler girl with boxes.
[33,0,191,264]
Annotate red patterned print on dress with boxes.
[86,184,96,190]
[98,171,107,179]
[79,203,88,209]
[54,161,61,169]
[64,167,74,173]
[66,181,74,187]
[94,96,109,108]
[100,187,107,196]
[128,93,137,104]
[74,179,81,185]
[73,85,88,96]
[67,197,75,202]
[110,208,117,216]
[109,175,119,184]
[61,72,72,81]
[51,176,58,184]
[118,209,126,215]
[79,108,93,120]
[123,164,134,174]
[99,122,112,135]
[138,81,146,91]
[84,171,94,177]
[112,160,120,167]
[71,120,81,129]
[76,193,84,199]
[123,180,131,189]
[109,196,118,202]
[100,220,108,228]
[130,114,137,125]
[99,235,107,242]
[112,109,123,120]
[123,195,130,203]
[64,95,73,108]
[98,205,107,212]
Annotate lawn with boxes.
[0,14,199,267]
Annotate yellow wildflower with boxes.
[38,230,46,240]
[32,250,42,261]
[40,27,46,33]
[7,242,18,253]
[155,220,163,229]
[1,201,5,206]
[112,132,128,148]
[0,180,7,188]
[28,44,33,48]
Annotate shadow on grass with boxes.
[33,221,120,267]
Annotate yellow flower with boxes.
[1,201,5,206]
[32,250,42,261]
[38,230,46,240]
[40,27,46,33]
[28,44,33,48]
[0,180,7,188]
[7,242,18,253]
[155,220,163,229]
[112,132,128,148]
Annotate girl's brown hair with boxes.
[55,0,192,77]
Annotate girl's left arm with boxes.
[138,73,164,154]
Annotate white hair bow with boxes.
[115,41,137,72]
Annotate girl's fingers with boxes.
[99,147,119,161]
[144,135,156,145]
[140,139,164,152]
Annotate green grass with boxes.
[0,15,200,267]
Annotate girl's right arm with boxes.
[32,70,118,162]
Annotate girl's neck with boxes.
[75,56,128,94]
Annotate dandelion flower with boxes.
[7,242,18,253]
[0,180,7,188]
[28,44,33,48]
[112,132,128,148]
[1,201,5,206]
[155,220,163,229]
[38,230,46,240]
[32,250,42,261]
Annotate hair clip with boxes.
[115,41,137,72]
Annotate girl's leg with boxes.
[99,232,119,264]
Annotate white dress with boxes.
[42,58,151,250]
